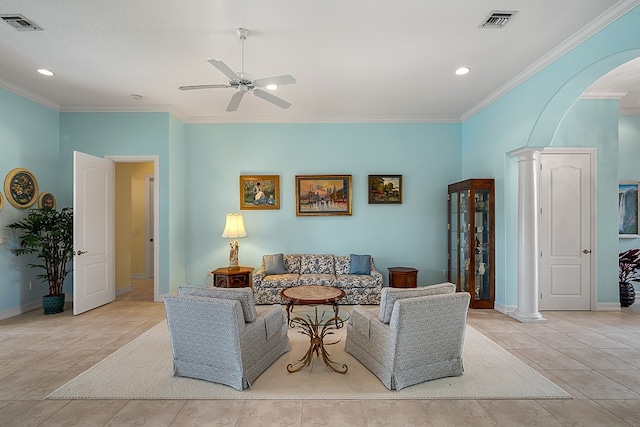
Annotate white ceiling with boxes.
[0,0,639,123]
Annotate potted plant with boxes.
[619,249,640,307]
[7,207,74,314]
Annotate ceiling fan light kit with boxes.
[179,27,296,112]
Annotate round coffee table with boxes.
[279,285,345,327]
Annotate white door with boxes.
[145,176,154,279]
[539,151,593,310]
[73,151,115,315]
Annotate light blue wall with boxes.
[552,99,620,303]
[0,88,60,314]
[462,5,640,309]
[619,115,640,293]
[168,115,187,289]
[184,123,462,287]
[59,112,178,295]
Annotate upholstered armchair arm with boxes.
[255,304,286,340]
[351,305,378,337]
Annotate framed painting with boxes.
[368,174,402,204]
[0,192,4,211]
[4,168,39,209]
[295,174,352,216]
[619,181,639,237]
[240,175,280,210]
[38,192,56,210]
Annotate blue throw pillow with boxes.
[264,253,285,275]
[349,254,371,275]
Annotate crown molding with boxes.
[0,76,60,111]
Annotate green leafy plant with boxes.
[619,248,640,284]
[7,207,74,296]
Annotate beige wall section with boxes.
[115,163,132,292]
[130,162,154,277]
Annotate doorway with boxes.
[539,148,596,310]
[109,156,160,302]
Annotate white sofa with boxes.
[252,253,382,305]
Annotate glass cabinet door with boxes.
[448,192,458,289]
[473,189,490,302]
[459,190,469,293]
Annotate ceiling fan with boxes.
[179,28,296,112]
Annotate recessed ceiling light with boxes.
[36,68,54,76]
[266,84,278,91]
[455,67,470,76]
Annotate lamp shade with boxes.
[221,213,248,239]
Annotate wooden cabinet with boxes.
[388,267,418,288]
[448,179,494,308]
[211,266,254,288]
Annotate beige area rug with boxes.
[47,321,571,400]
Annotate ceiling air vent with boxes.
[480,11,517,28]
[1,14,42,31]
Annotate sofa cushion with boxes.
[300,254,335,274]
[264,253,285,275]
[261,274,300,289]
[335,274,377,288]
[378,283,455,323]
[349,254,371,275]
[298,274,336,286]
[283,254,301,274]
[178,285,257,322]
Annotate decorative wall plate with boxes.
[38,192,56,209]
[4,168,39,209]
[0,192,4,211]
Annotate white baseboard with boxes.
[116,286,132,296]
[595,302,622,311]
[0,300,41,320]
[492,302,515,315]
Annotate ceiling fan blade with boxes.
[253,89,291,109]
[179,84,230,90]
[226,91,245,112]
[254,74,297,87]
[208,59,240,82]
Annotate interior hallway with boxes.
[0,288,639,426]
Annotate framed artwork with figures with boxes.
[38,192,56,210]
[295,174,352,216]
[239,175,280,210]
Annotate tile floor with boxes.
[1,280,640,426]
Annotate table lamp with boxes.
[221,213,247,269]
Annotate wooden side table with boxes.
[211,266,254,288]
[388,267,418,288]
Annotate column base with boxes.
[508,310,547,323]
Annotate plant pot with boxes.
[619,282,636,307]
[43,293,65,315]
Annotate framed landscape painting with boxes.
[239,175,280,210]
[619,181,639,237]
[368,174,402,204]
[295,175,352,216]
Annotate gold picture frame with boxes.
[4,168,39,209]
[38,192,57,210]
[295,174,352,216]
[0,192,4,211]
[239,175,280,210]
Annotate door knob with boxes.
[76,250,88,255]
[582,249,591,254]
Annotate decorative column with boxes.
[509,148,546,323]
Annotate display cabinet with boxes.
[447,179,494,308]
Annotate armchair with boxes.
[345,283,470,390]
[163,286,290,390]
